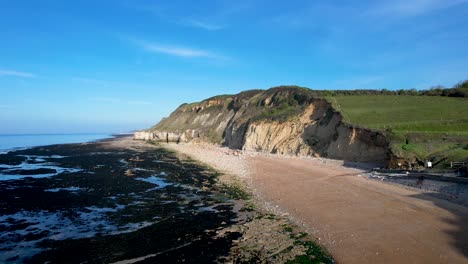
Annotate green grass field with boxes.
[327,95,468,166]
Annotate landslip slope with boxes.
[135,87,388,164]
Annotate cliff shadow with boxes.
[342,160,384,171]
[408,190,468,258]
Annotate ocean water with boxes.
[0,134,112,152]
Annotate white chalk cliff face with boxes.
[135,88,389,163]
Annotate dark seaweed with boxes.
[0,140,240,263]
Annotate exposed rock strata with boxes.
[135,87,389,163]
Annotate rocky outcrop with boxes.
[134,131,155,141]
[134,130,200,143]
[135,87,389,163]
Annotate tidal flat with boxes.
[0,137,242,263]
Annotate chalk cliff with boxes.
[135,87,389,163]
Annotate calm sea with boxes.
[0,134,113,152]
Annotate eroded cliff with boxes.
[135,87,389,163]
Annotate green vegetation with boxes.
[222,183,251,200]
[254,99,305,122]
[283,225,294,233]
[244,86,315,122]
[152,80,468,167]
[327,95,468,134]
[319,79,468,98]
[275,223,334,264]
[287,235,334,264]
[327,95,468,166]
[205,127,224,144]
[249,80,468,123]
[420,80,468,97]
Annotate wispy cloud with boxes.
[0,69,36,78]
[131,38,228,60]
[141,42,211,57]
[182,19,223,30]
[124,2,236,30]
[371,0,468,16]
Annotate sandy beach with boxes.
[164,142,468,264]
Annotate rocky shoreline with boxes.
[0,136,331,263]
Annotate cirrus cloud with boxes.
[0,69,36,78]
[131,38,229,60]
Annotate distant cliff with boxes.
[135,87,389,163]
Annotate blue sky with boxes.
[1,0,467,134]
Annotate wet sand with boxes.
[0,137,241,263]
[165,142,468,264]
[0,136,329,263]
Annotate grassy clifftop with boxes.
[327,95,468,167]
[151,85,467,167]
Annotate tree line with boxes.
[317,80,468,98]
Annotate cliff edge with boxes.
[135,86,389,164]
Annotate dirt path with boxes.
[162,142,468,264]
